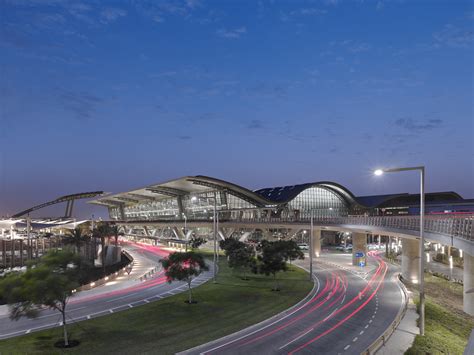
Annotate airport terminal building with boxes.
[90,175,473,224]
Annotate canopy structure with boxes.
[11,191,104,218]
[89,175,472,222]
[0,219,88,231]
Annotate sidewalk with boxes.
[377,294,419,354]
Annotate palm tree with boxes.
[64,227,88,256]
[109,224,124,263]
[93,224,111,275]
[109,225,124,247]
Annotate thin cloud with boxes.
[59,90,105,121]
[289,8,327,16]
[394,118,443,132]
[433,24,474,48]
[247,119,264,130]
[100,8,127,24]
[216,27,247,39]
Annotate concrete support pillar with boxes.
[352,233,367,266]
[312,229,321,257]
[401,238,420,284]
[239,231,253,242]
[464,253,474,316]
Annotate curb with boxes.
[179,263,317,355]
[361,273,409,355]
[73,251,134,293]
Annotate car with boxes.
[298,243,309,250]
[343,244,353,252]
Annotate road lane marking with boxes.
[359,330,364,335]
[353,337,358,342]
[197,271,321,355]
[109,309,114,314]
[324,308,339,321]
[344,345,350,350]
[128,304,133,308]
[86,315,91,319]
[365,324,369,329]
[32,306,86,319]
[106,293,137,303]
[25,329,31,334]
[278,328,314,349]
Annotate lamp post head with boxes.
[374,169,384,176]
[191,196,197,202]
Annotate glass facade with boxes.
[109,207,121,220]
[109,190,259,221]
[288,186,348,218]
[123,198,180,220]
[107,185,349,221]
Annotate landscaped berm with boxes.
[405,273,474,355]
[0,258,312,354]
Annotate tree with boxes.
[189,236,206,250]
[279,240,304,264]
[160,252,209,304]
[64,227,89,256]
[254,240,288,291]
[219,237,241,257]
[92,223,111,274]
[227,243,256,280]
[0,250,83,347]
[109,224,123,247]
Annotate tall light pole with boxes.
[191,195,218,282]
[183,213,188,252]
[374,166,425,335]
[212,194,217,283]
[309,212,314,281]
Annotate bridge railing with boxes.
[235,215,474,241]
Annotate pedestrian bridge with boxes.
[120,214,473,255]
[118,214,474,316]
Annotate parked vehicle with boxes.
[298,243,309,250]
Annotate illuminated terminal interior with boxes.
[90,175,474,222]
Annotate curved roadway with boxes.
[184,251,405,355]
[1,246,405,355]
[0,242,213,340]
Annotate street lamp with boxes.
[310,212,314,281]
[183,213,188,252]
[191,195,218,282]
[374,166,425,336]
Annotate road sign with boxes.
[355,252,364,258]
[359,261,365,267]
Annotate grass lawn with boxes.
[405,274,473,355]
[0,257,312,355]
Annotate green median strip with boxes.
[405,274,473,355]
[0,259,312,355]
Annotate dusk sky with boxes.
[1,0,473,219]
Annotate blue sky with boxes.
[1,0,473,218]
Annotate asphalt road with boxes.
[184,251,404,355]
[0,242,213,340]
